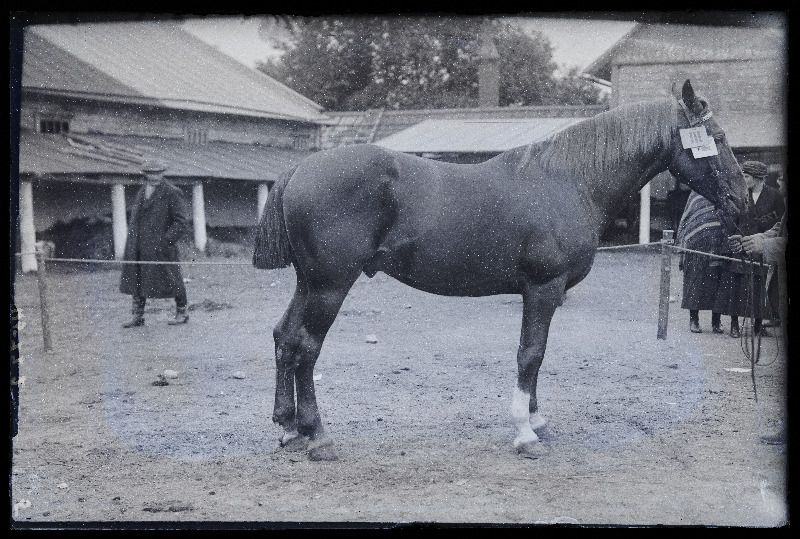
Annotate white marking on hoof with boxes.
[510,387,530,424]
[513,431,539,449]
[510,386,539,447]
[530,412,548,431]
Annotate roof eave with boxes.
[23,87,330,124]
[582,23,642,79]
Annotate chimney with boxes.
[478,29,500,108]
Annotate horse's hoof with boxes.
[279,432,309,451]
[308,437,338,461]
[516,441,548,459]
[530,414,548,431]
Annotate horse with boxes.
[253,79,747,460]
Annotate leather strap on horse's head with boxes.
[678,98,713,126]
[675,98,742,234]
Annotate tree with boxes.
[258,16,606,110]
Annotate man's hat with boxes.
[141,159,167,173]
[741,161,768,178]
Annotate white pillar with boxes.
[19,180,37,273]
[192,182,207,252]
[639,182,651,244]
[111,183,127,260]
[257,182,270,223]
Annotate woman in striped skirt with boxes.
[676,191,727,334]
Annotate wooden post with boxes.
[19,180,37,273]
[192,181,207,252]
[111,183,127,259]
[257,182,270,223]
[657,229,674,340]
[36,248,53,352]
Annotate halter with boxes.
[675,98,743,235]
[677,98,713,126]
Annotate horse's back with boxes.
[283,144,597,294]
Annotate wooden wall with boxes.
[22,93,319,150]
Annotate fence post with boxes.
[657,229,675,340]
[36,248,54,352]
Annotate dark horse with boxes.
[253,79,747,460]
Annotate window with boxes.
[184,128,208,144]
[292,135,310,150]
[38,119,69,134]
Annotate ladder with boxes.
[324,108,385,148]
[351,108,385,144]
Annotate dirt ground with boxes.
[10,248,789,527]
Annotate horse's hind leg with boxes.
[272,278,308,450]
[511,276,567,458]
[286,279,355,461]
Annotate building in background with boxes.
[583,22,787,241]
[15,20,327,272]
[325,104,606,160]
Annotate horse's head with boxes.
[667,79,748,235]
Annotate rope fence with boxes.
[14,232,778,354]
[14,253,254,265]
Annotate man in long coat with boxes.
[120,159,191,327]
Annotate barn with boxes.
[13,20,328,272]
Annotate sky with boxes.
[182,15,636,76]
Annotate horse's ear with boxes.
[681,80,705,113]
[671,76,690,99]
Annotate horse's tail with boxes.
[253,167,295,269]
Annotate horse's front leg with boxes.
[511,276,566,458]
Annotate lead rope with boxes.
[746,254,759,403]
[739,250,774,403]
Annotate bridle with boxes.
[677,98,713,126]
[675,98,744,235]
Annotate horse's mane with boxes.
[534,98,678,179]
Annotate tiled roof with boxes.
[18,130,311,182]
[374,118,584,154]
[23,21,327,123]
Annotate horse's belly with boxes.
[375,239,524,296]
[386,269,520,296]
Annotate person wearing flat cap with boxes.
[729,173,788,447]
[119,159,191,327]
[714,160,785,338]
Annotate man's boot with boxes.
[123,297,145,328]
[122,314,145,328]
[168,308,189,325]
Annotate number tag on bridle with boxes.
[691,141,718,158]
[679,126,719,158]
